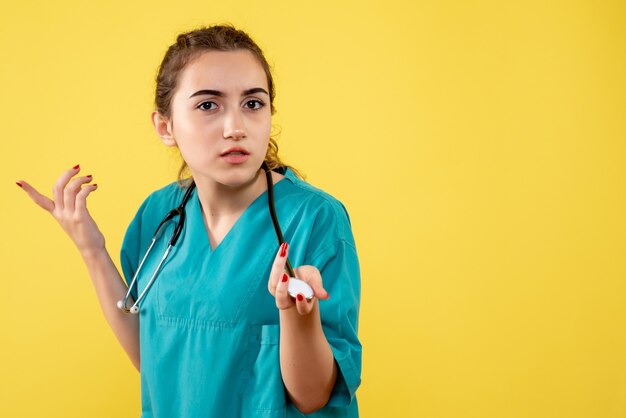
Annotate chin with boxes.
[216,164,262,188]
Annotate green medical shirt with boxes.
[120,168,361,417]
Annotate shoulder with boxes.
[132,181,188,221]
[123,181,187,237]
[141,181,187,210]
[120,181,187,277]
[279,168,355,248]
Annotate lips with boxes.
[220,147,250,157]
[220,147,251,164]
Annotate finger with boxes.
[64,175,93,212]
[16,180,55,213]
[53,164,80,211]
[267,242,290,296]
[294,265,330,300]
[275,272,294,310]
[311,282,329,300]
[295,293,314,315]
[74,183,98,213]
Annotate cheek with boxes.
[174,118,220,146]
[260,116,272,138]
[261,122,272,148]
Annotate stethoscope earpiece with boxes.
[117,183,197,315]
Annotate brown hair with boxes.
[153,24,302,184]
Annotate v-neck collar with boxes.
[186,173,289,254]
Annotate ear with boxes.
[151,110,177,147]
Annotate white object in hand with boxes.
[287,278,314,300]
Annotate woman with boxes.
[17,25,361,417]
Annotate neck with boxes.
[192,168,267,217]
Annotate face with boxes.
[157,50,272,188]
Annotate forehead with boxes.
[177,50,268,93]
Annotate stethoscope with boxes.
[117,163,314,314]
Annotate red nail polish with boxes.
[281,273,288,283]
[16,182,23,188]
[92,184,98,187]
[73,164,80,170]
[86,174,92,178]
[297,294,304,301]
[280,243,289,257]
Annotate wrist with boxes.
[79,245,108,263]
[279,299,322,332]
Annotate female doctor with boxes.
[17,25,361,417]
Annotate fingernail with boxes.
[280,243,289,257]
[86,174,92,178]
[16,181,23,188]
[73,164,80,170]
[297,294,304,301]
[281,273,288,283]
[92,184,98,187]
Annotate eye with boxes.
[244,99,264,110]
[197,101,218,111]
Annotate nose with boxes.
[223,108,246,140]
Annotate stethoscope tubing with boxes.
[117,163,305,314]
[264,165,296,278]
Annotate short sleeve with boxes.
[305,204,362,408]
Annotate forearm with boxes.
[81,247,140,371]
[17,168,140,369]
[279,302,337,414]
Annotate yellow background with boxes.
[1,1,625,417]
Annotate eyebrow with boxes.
[188,87,269,99]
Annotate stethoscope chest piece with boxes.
[287,278,314,300]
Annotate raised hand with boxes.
[17,164,105,256]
